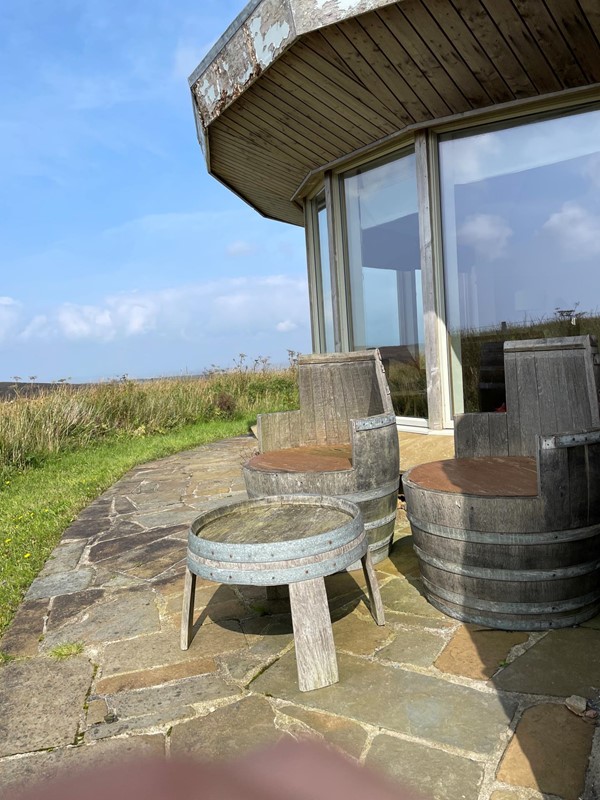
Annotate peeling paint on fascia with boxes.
[310,0,362,9]
[199,76,218,109]
[249,16,291,69]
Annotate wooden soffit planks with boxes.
[194,0,600,225]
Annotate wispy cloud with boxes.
[226,240,258,257]
[0,297,21,342]
[542,201,600,260]
[458,213,512,261]
[17,276,308,344]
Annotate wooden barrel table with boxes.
[181,495,385,691]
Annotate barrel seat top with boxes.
[246,444,353,474]
[406,456,538,497]
[194,501,352,545]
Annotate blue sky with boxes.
[0,0,310,382]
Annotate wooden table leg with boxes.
[288,577,338,692]
[361,551,385,626]
[180,567,196,650]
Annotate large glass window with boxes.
[343,151,427,419]
[440,108,600,413]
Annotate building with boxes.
[189,0,600,432]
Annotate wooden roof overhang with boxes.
[189,0,600,226]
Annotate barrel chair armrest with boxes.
[537,427,600,529]
[257,410,303,452]
[454,412,509,458]
[349,412,400,488]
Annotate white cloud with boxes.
[542,201,600,259]
[276,320,297,332]
[0,296,21,341]
[14,275,308,344]
[458,214,512,261]
[226,240,257,257]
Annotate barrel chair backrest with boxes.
[297,350,393,446]
[505,335,600,457]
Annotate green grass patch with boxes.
[0,418,254,636]
[49,642,85,660]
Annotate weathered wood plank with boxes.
[543,0,600,83]
[567,443,589,529]
[322,21,417,126]
[358,13,452,118]
[578,0,600,49]
[477,0,562,94]
[273,51,392,139]
[292,38,403,129]
[454,0,544,98]
[259,74,365,152]
[180,568,196,651]
[346,15,442,120]
[398,0,493,107]
[376,6,471,114]
[426,0,515,102]
[511,0,586,87]
[361,551,385,625]
[289,577,338,691]
[264,65,374,146]
[250,79,360,156]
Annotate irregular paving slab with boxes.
[376,627,447,668]
[330,608,393,656]
[26,568,94,601]
[104,537,186,580]
[377,535,421,579]
[41,588,160,649]
[87,525,185,563]
[129,507,198,529]
[366,733,484,800]
[101,623,245,678]
[0,734,165,799]
[171,695,281,759]
[493,629,600,697]
[496,703,594,800]
[95,656,217,694]
[0,598,48,657]
[252,651,516,755]
[279,705,368,759]
[435,625,529,681]
[379,577,449,620]
[47,589,106,630]
[107,673,237,723]
[38,540,86,577]
[62,515,111,540]
[0,656,93,757]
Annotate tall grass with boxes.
[0,368,298,482]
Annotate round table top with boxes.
[187,495,366,583]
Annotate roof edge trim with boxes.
[188,0,264,87]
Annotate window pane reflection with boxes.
[343,152,427,419]
[317,202,335,352]
[440,109,600,413]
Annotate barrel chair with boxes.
[242,350,400,566]
[403,335,600,630]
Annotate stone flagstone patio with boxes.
[1,434,600,800]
